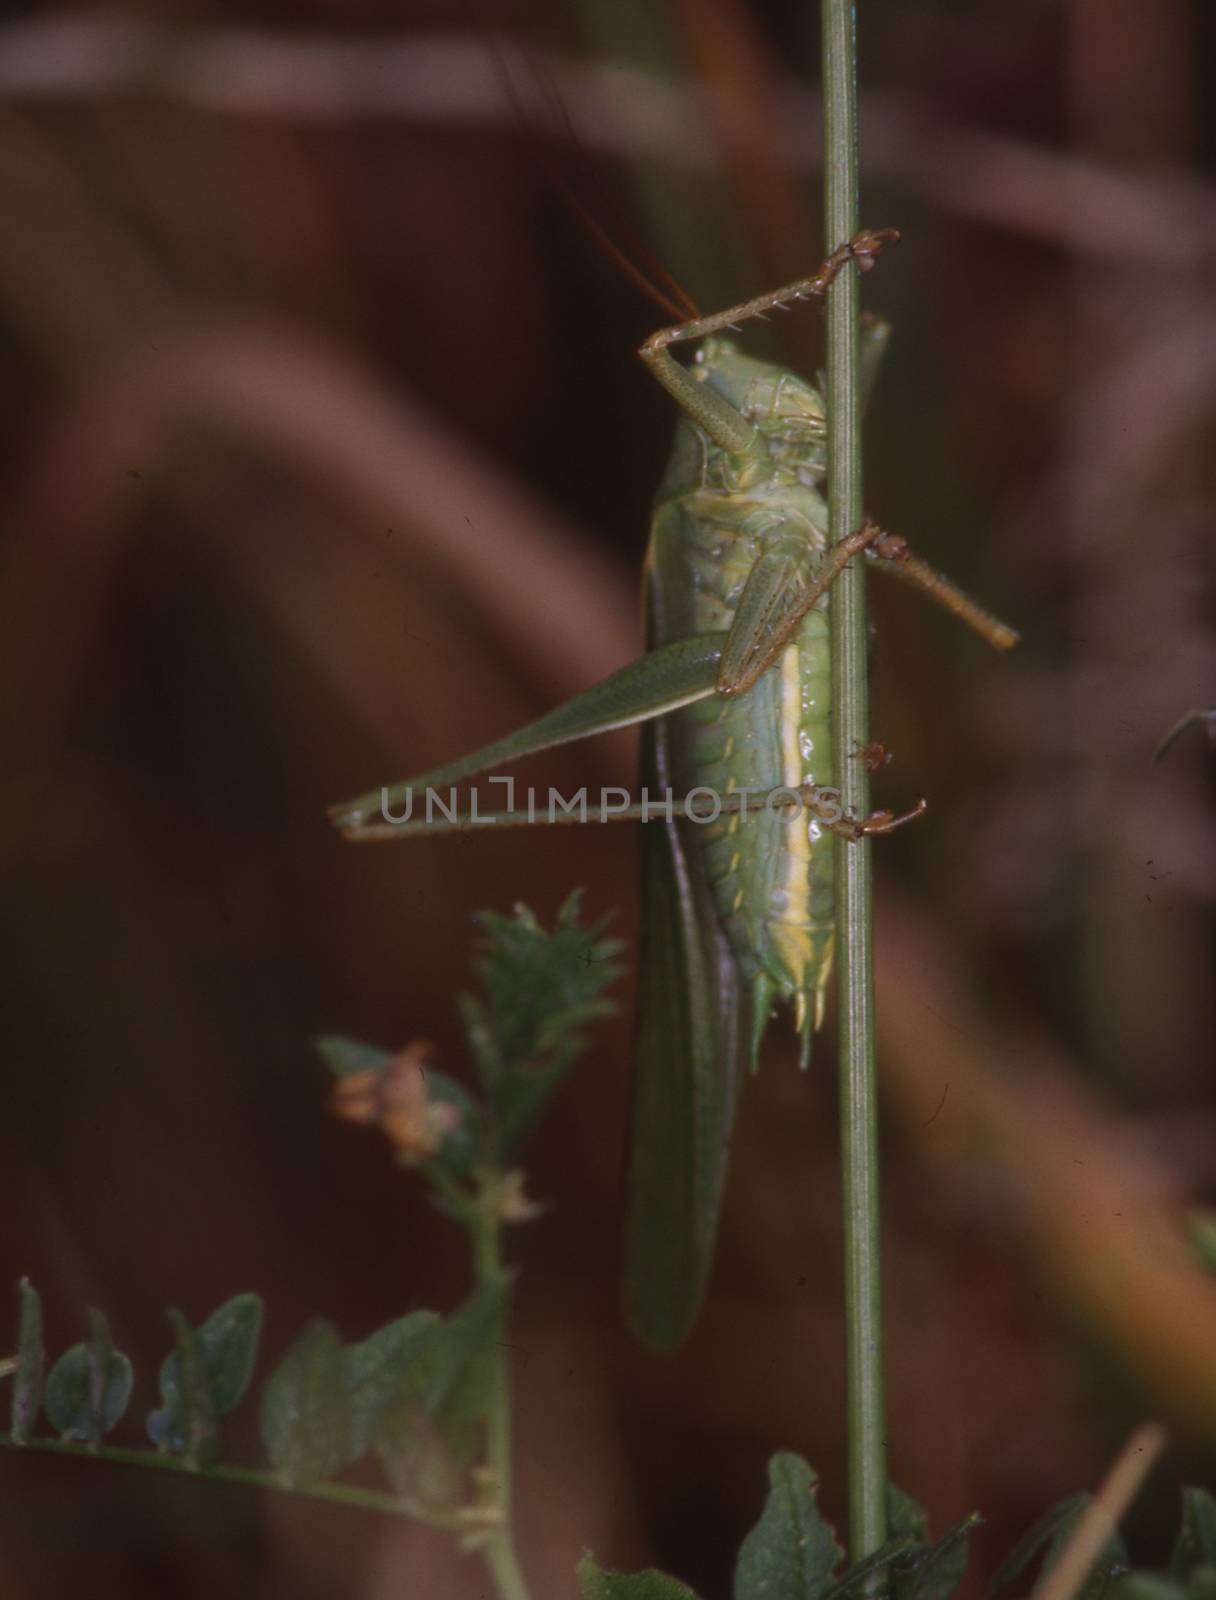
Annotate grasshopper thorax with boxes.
[694,338,828,486]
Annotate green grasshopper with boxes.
[329,229,1018,1349]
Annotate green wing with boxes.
[624,577,748,1351]
[330,633,725,833]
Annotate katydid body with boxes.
[330,231,1017,1350]
[646,336,845,1061]
[628,338,839,1349]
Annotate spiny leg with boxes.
[716,517,1019,700]
[867,540,1020,652]
[639,228,901,452]
[716,518,894,696]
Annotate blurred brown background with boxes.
[0,1,1214,1595]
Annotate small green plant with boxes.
[0,898,1207,1600]
[1,895,621,1600]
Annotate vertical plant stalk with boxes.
[821,0,888,1564]
[469,1195,533,1600]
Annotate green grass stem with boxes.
[822,0,888,1565]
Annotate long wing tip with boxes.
[327,796,367,828]
[622,1288,701,1355]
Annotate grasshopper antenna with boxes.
[477,12,701,323]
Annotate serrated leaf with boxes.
[374,1277,508,1502]
[888,1485,929,1546]
[146,1293,262,1459]
[734,1453,843,1600]
[345,1310,439,1460]
[260,1319,351,1487]
[11,1278,43,1444]
[578,1554,704,1600]
[892,1515,981,1600]
[461,894,621,1160]
[1172,1490,1216,1582]
[990,1496,1126,1600]
[44,1314,133,1443]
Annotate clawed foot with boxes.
[846,227,902,273]
[828,796,927,842]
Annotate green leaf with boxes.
[1110,1581,1188,1600]
[260,1319,351,1487]
[11,1278,44,1445]
[577,1554,704,1600]
[194,1292,261,1411]
[315,1035,396,1079]
[344,1310,439,1460]
[147,1293,263,1460]
[374,1277,508,1503]
[146,1312,210,1466]
[990,1495,1125,1600]
[989,1495,1087,1596]
[44,1312,133,1443]
[373,1400,462,1509]
[892,1515,981,1600]
[460,894,621,1160]
[1173,1490,1216,1582]
[410,1276,508,1466]
[734,1453,843,1600]
[887,1485,929,1546]
[1186,1211,1216,1276]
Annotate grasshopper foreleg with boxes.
[639,229,900,452]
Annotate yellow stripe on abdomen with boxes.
[770,643,814,1024]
